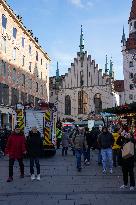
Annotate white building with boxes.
[121,0,136,104]
[50,26,119,121]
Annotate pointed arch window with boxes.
[65,95,71,115]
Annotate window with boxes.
[41,85,43,95]
[29,79,32,89]
[3,62,6,77]
[2,14,7,29]
[36,82,38,92]
[129,73,133,79]
[41,72,42,79]
[89,72,90,77]
[129,94,133,100]
[134,21,136,29]
[13,27,17,39]
[29,62,32,72]
[12,68,16,82]
[65,95,71,115]
[22,37,25,47]
[13,48,16,60]
[2,37,6,53]
[130,22,133,31]
[46,76,47,82]
[22,55,25,66]
[46,63,48,69]
[36,51,38,61]
[130,84,134,90]
[22,74,25,86]
[129,61,133,67]
[41,59,42,65]
[29,45,31,54]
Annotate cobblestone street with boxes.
[0,150,136,205]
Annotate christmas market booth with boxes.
[103,102,136,128]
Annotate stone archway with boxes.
[94,93,102,114]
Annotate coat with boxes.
[27,131,43,158]
[98,131,114,149]
[5,132,26,159]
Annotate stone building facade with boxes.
[0,0,50,108]
[121,0,136,104]
[50,27,118,121]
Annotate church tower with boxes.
[122,0,136,103]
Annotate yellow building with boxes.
[0,0,51,108]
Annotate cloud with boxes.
[68,0,94,8]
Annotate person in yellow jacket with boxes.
[112,128,121,167]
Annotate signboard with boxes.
[88,120,94,131]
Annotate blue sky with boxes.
[7,0,132,79]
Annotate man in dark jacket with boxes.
[98,126,114,174]
[27,127,43,181]
[5,125,26,182]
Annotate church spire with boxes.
[109,57,114,78]
[56,61,59,80]
[79,25,84,55]
[121,26,126,46]
[105,54,108,74]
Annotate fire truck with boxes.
[15,102,56,156]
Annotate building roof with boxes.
[114,80,124,92]
[129,0,136,21]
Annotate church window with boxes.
[129,61,133,67]
[78,90,88,114]
[94,93,102,114]
[89,72,90,77]
[65,95,71,115]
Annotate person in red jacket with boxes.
[5,125,26,182]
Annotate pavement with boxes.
[0,149,136,205]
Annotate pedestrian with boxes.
[72,127,87,172]
[117,131,135,191]
[5,125,26,182]
[27,126,43,181]
[84,127,93,165]
[0,126,11,155]
[98,126,114,174]
[61,129,69,156]
[56,127,62,149]
[112,127,121,167]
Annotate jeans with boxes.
[62,147,68,156]
[101,148,113,170]
[9,158,24,177]
[83,147,90,162]
[75,149,83,169]
[113,149,121,167]
[122,166,135,187]
[30,158,40,175]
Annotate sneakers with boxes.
[103,169,106,174]
[31,174,35,181]
[37,174,41,181]
[130,186,135,191]
[7,177,13,182]
[120,185,128,189]
[110,169,113,174]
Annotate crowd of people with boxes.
[59,124,136,191]
[0,122,136,191]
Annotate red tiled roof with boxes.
[129,0,136,21]
[114,80,124,92]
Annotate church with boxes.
[50,26,119,121]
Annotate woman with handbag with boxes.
[117,130,135,191]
